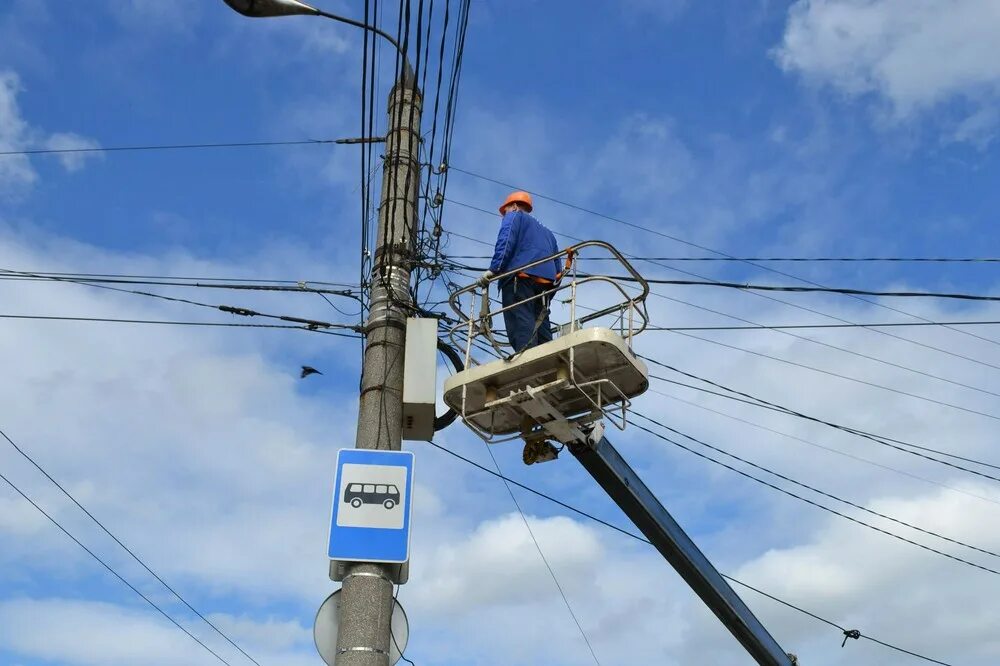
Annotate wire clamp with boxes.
[841,628,861,647]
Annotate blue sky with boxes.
[2,1,1000,665]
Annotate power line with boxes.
[639,355,1000,476]
[630,414,1000,561]
[592,275,1000,304]
[642,320,1000,332]
[0,470,236,666]
[443,253,1000,263]
[0,312,363,336]
[0,273,362,298]
[0,139,339,157]
[480,442,603,666]
[0,428,261,664]
[647,384,1000,509]
[631,416,1000,578]
[0,270,359,288]
[0,267,361,333]
[660,329,1000,423]
[443,247,1000,406]
[421,440,954,665]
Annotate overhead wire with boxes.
[0,267,361,333]
[640,355,1000,475]
[0,470,236,666]
[0,427,262,665]
[648,384,1000,509]
[630,414,1000,561]
[631,416,1000,578]
[480,442,603,666]
[422,440,954,665]
[442,253,1000,401]
[0,139,338,156]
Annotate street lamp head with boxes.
[222,0,320,17]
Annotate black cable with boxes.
[662,329,1000,423]
[0,470,236,665]
[0,273,362,298]
[0,267,360,333]
[0,428,262,664]
[0,313,363,336]
[443,253,1000,263]
[433,337,463,431]
[641,320,1000,331]
[421,440,954,665]
[0,139,337,156]
[443,254,1000,401]
[0,270,359,288]
[640,355,1000,474]
[630,415,1000,560]
[591,275,1000,304]
[480,441,603,666]
[648,384,1000,508]
[631,418,1000,578]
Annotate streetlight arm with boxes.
[222,1,411,78]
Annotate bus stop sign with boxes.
[328,448,415,563]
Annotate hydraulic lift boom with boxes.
[570,429,797,666]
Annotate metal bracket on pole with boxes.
[569,434,796,666]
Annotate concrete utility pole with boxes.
[336,70,423,665]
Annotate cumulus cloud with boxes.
[0,69,103,195]
[44,132,103,172]
[0,70,36,195]
[775,0,1000,143]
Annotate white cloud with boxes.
[0,69,104,195]
[775,0,1000,143]
[0,71,36,196]
[44,132,103,172]
[0,598,319,666]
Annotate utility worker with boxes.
[479,191,562,352]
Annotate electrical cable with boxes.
[630,415,1000,560]
[443,253,1000,263]
[640,355,1000,474]
[421,440,954,665]
[0,470,236,666]
[0,313,363,336]
[0,139,337,156]
[660,329,1000,423]
[641,320,1000,331]
[0,428,261,665]
[586,275,1000,304]
[480,441,603,666]
[630,416,1000,577]
[0,267,361,333]
[647,384,1000,509]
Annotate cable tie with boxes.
[842,629,861,647]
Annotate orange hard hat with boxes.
[499,190,533,214]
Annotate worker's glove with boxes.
[477,270,494,287]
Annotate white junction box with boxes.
[401,318,438,440]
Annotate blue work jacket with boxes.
[488,211,561,284]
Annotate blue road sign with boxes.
[328,448,415,564]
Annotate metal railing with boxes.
[447,240,651,366]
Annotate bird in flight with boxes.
[301,366,323,378]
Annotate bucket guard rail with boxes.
[442,241,651,446]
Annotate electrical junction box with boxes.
[402,318,438,440]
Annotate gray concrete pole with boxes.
[335,69,422,666]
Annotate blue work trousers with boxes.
[501,277,554,352]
